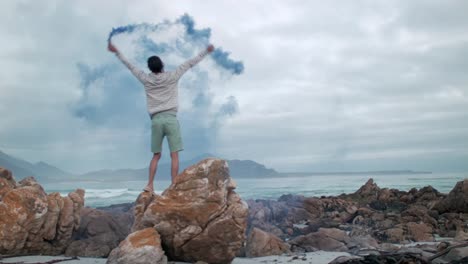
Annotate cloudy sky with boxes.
[1,0,467,174]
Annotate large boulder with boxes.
[132,159,249,263]
[245,227,290,257]
[65,205,134,257]
[434,180,468,213]
[107,227,167,264]
[0,168,84,255]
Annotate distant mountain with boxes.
[0,150,279,182]
[0,150,36,180]
[0,149,433,184]
[181,153,279,178]
[77,154,280,182]
[34,161,73,179]
[0,150,73,182]
[228,159,279,178]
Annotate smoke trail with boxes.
[107,24,141,42]
[178,14,211,42]
[212,49,244,75]
[108,14,244,75]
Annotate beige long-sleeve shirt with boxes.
[116,50,209,116]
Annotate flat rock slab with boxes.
[234,251,351,264]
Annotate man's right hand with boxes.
[108,42,118,53]
[207,44,214,53]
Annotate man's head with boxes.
[147,56,164,73]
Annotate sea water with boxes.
[42,172,467,208]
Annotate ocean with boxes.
[42,172,467,208]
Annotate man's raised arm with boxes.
[108,42,147,84]
[172,44,214,80]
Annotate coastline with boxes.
[42,171,467,208]
[1,161,468,264]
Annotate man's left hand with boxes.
[207,44,214,53]
[108,42,118,53]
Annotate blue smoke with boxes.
[108,24,141,42]
[212,49,244,75]
[108,14,244,75]
[178,14,211,42]
[219,96,239,116]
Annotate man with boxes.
[108,41,214,192]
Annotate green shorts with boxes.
[151,112,183,153]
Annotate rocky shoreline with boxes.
[1,160,468,263]
[244,178,468,263]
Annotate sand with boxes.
[0,256,106,264]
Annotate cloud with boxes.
[211,0,468,172]
[0,1,467,174]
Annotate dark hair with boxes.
[147,56,164,73]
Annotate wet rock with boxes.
[406,222,434,242]
[245,227,290,257]
[332,253,430,263]
[65,205,133,257]
[318,228,351,244]
[353,179,381,201]
[455,228,468,241]
[401,205,438,228]
[443,246,468,263]
[289,228,349,252]
[329,256,363,263]
[380,227,405,243]
[347,235,379,250]
[107,227,167,264]
[435,180,468,213]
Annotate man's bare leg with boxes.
[170,151,179,184]
[145,152,161,192]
